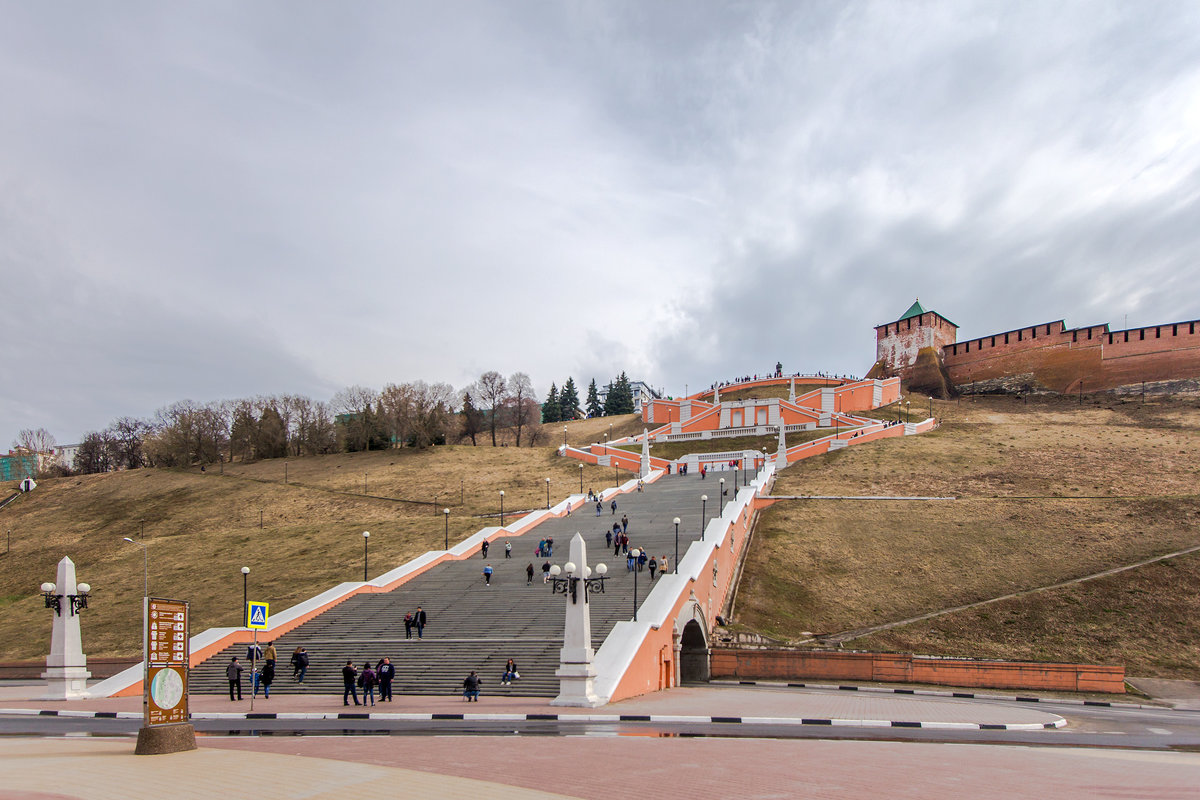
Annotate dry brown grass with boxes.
[736,393,1200,677]
[0,440,627,661]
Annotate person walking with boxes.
[254,660,274,699]
[290,646,309,682]
[462,670,481,701]
[638,549,648,572]
[542,560,552,583]
[649,555,658,580]
[360,661,377,706]
[501,659,519,686]
[483,563,494,585]
[526,562,535,585]
[611,499,617,515]
[263,641,277,668]
[504,541,512,559]
[377,657,395,702]
[404,612,414,639]
[660,555,669,575]
[226,656,243,701]
[342,660,360,706]
[595,501,602,516]
[621,514,629,534]
[605,528,613,548]
[413,606,428,639]
[481,539,489,559]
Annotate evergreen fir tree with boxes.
[460,391,484,446]
[605,372,635,415]
[542,383,560,423]
[585,379,602,418]
[559,377,580,420]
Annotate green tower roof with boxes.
[898,299,927,321]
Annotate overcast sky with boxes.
[4,1,1200,447]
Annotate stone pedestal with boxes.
[135,723,197,755]
[39,556,92,700]
[550,533,604,708]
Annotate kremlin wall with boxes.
[869,300,1200,396]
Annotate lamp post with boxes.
[122,537,148,598]
[240,566,249,624]
[499,490,505,527]
[563,426,568,445]
[700,495,708,540]
[546,477,551,509]
[579,463,584,493]
[548,559,608,605]
[629,548,641,621]
[284,462,288,484]
[673,517,680,572]
[443,508,450,550]
[719,478,726,513]
[905,401,910,423]
[362,531,370,581]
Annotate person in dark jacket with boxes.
[413,606,427,639]
[360,662,377,706]
[342,660,360,706]
[290,647,309,682]
[254,660,274,699]
[226,656,243,701]
[462,670,481,701]
[502,659,518,686]
[403,612,413,639]
[377,657,396,702]
[526,562,535,585]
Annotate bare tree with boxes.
[332,385,381,452]
[106,417,149,470]
[473,371,508,447]
[12,428,56,475]
[379,383,416,448]
[508,372,534,447]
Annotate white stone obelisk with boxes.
[639,428,651,477]
[789,377,796,403]
[774,423,789,469]
[551,533,603,707]
[41,556,91,700]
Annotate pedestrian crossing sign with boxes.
[246,602,269,629]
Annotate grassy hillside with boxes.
[736,393,1200,677]
[0,416,638,661]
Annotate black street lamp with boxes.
[719,478,726,513]
[700,495,708,540]
[673,517,680,572]
[549,559,608,604]
[362,531,370,581]
[443,508,450,550]
[630,547,641,621]
[545,478,551,509]
[240,566,249,623]
[499,491,505,527]
[579,463,584,493]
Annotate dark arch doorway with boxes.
[679,619,709,683]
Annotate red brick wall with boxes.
[875,314,957,375]
[711,648,1125,693]
[942,319,1200,392]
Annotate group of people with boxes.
[462,658,519,701]
[342,657,397,706]
[226,640,303,700]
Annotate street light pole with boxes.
[240,566,249,624]
[719,478,725,513]
[443,508,450,550]
[579,463,584,493]
[546,478,551,510]
[700,495,708,540]
[499,491,505,527]
[362,531,370,581]
[673,517,680,572]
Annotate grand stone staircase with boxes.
[189,470,742,698]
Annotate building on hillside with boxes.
[53,443,81,469]
[870,299,1200,395]
[0,451,39,482]
[596,380,663,415]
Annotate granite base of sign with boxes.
[134,723,196,755]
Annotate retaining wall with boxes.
[710,648,1125,693]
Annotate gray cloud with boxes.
[3,1,1200,446]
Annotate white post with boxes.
[774,423,789,469]
[639,428,651,477]
[789,377,796,403]
[550,533,603,707]
[41,556,91,700]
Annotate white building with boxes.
[595,380,662,416]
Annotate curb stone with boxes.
[0,707,1065,732]
[709,679,1172,710]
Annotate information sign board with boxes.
[144,598,189,726]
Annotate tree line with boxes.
[18,369,641,476]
